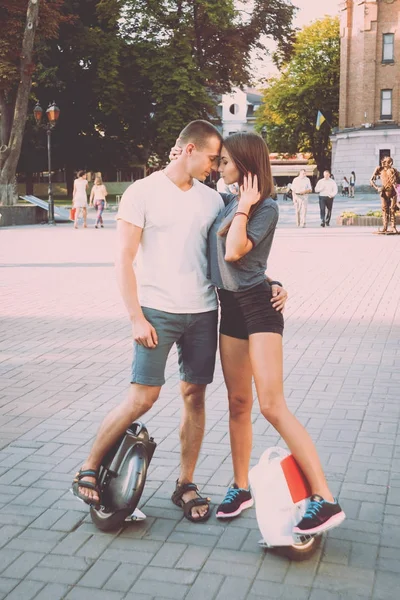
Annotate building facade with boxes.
[331,0,400,187]
[219,88,262,137]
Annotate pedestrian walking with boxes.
[90,176,108,228]
[72,170,88,229]
[291,169,312,227]
[315,170,338,227]
[208,132,345,535]
[341,177,349,197]
[349,171,356,197]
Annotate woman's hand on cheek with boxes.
[238,173,260,210]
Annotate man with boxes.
[291,169,312,227]
[370,156,400,233]
[71,120,287,521]
[315,170,338,227]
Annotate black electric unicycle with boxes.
[90,421,156,531]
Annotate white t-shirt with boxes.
[291,176,312,199]
[315,178,338,198]
[117,171,224,313]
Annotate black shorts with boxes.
[218,280,284,340]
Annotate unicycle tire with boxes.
[281,534,322,561]
[89,506,132,532]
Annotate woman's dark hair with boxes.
[218,132,274,236]
[77,170,86,178]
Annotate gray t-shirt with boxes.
[208,193,279,292]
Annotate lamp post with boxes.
[33,101,60,225]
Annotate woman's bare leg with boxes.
[74,207,79,228]
[249,332,334,501]
[220,334,253,489]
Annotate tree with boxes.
[12,0,297,193]
[0,0,64,205]
[121,0,296,156]
[256,16,340,174]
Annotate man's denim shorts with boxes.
[131,307,218,386]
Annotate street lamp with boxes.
[33,101,60,225]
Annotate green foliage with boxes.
[18,0,296,177]
[0,0,66,94]
[340,211,382,218]
[256,16,340,174]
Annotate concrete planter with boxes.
[0,204,48,227]
[337,215,400,226]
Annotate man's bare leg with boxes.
[77,383,161,503]
[177,382,208,519]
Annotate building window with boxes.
[229,103,239,115]
[382,33,394,63]
[380,149,391,162]
[381,89,392,119]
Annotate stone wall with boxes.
[0,205,48,227]
[331,128,400,185]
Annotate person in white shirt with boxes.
[291,169,312,227]
[72,120,224,523]
[315,170,338,227]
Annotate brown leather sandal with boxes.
[171,480,211,523]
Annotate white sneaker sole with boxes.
[216,497,254,519]
[293,510,346,536]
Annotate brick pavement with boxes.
[0,202,399,599]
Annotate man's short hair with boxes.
[299,169,306,175]
[324,170,330,175]
[179,120,222,150]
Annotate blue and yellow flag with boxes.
[316,111,326,131]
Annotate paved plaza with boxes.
[0,196,400,600]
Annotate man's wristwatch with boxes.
[269,280,283,288]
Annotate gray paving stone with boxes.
[256,552,290,583]
[78,559,119,588]
[28,567,83,585]
[38,554,91,571]
[313,563,375,596]
[33,583,71,600]
[0,549,22,574]
[372,570,400,600]
[2,219,400,599]
[175,545,211,570]
[250,581,310,599]
[102,563,143,592]
[129,579,189,599]
[65,588,124,600]
[0,578,18,595]
[1,551,44,580]
[2,580,44,600]
[215,576,253,600]
[216,525,249,550]
[149,542,187,568]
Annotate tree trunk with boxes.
[66,167,74,197]
[0,0,40,206]
[26,171,33,195]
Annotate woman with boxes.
[208,133,345,535]
[72,170,88,229]
[170,132,345,534]
[341,176,349,197]
[90,176,108,228]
